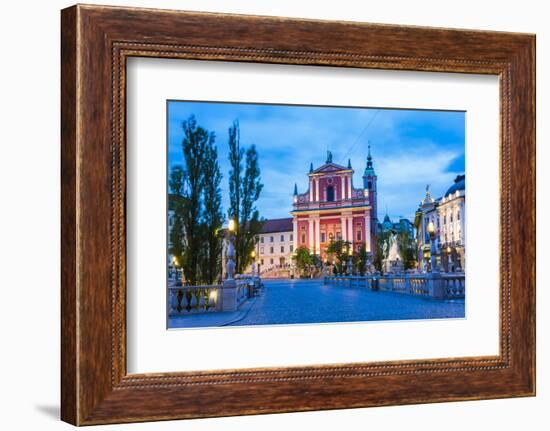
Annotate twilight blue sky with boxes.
[167,101,465,221]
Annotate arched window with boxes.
[326,185,335,202]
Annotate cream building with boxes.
[254,218,294,277]
[415,175,465,272]
[437,175,465,270]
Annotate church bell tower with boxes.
[363,144,378,252]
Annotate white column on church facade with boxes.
[340,216,347,241]
[347,215,353,247]
[340,176,345,201]
[364,213,371,253]
[314,217,321,256]
[309,179,313,202]
[292,218,298,253]
[315,179,319,202]
[308,217,314,252]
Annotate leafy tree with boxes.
[398,230,417,270]
[326,239,352,274]
[293,246,313,277]
[200,141,224,284]
[354,244,369,275]
[168,166,186,271]
[178,116,214,285]
[374,230,391,272]
[227,121,264,273]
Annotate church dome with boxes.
[445,175,465,197]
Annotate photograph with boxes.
[166,101,466,329]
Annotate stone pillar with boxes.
[309,179,314,202]
[315,179,319,202]
[221,279,238,312]
[427,273,445,299]
[347,216,353,247]
[365,213,371,253]
[315,217,321,256]
[341,175,346,200]
[292,218,298,252]
[308,218,314,252]
[340,216,347,241]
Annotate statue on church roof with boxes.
[326,150,333,163]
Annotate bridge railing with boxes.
[168,275,262,316]
[324,272,465,299]
[168,285,221,315]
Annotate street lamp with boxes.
[427,221,438,273]
[171,256,181,285]
[446,245,452,273]
[250,250,256,277]
[226,219,236,280]
[347,245,353,277]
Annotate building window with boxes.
[280,246,284,253]
[329,232,334,241]
[321,232,326,243]
[336,232,341,240]
[260,259,264,265]
[450,212,454,222]
[443,215,446,224]
[270,236,274,242]
[260,247,264,254]
[457,211,460,220]
[270,258,274,264]
[270,247,274,254]
[290,233,293,241]
[326,185,335,202]
[260,237,264,243]
[301,233,306,244]
[290,245,294,252]
[357,231,362,241]
[280,234,284,242]
[368,181,372,189]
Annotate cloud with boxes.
[167,101,465,221]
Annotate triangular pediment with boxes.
[311,162,350,174]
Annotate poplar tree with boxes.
[179,116,213,285]
[227,121,264,274]
[168,165,186,270]
[201,141,224,284]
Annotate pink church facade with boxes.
[291,149,378,262]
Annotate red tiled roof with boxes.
[260,217,293,233]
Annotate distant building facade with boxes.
[379,213,415,238]
[255,218,294,275]
[415,175,465,272]
[290,148,378,261]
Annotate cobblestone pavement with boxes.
[169,278,465,329]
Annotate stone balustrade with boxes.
[168,285,221,315]
[169,275,262,316]
[324,272,465,299]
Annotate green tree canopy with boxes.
[227,121,264,274]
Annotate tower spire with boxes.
[364,141,375,176]
[347,158,352,169]
[293,183,298,195]
[366,142,373,170]
[309,162,313,173]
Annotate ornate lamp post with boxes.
[250,249,256,277]
[347,246,353,277]
[446,245,452,273]
[427,221,438,273]
[226,219,236,280]
[172,256,180,285]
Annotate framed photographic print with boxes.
[61,4,536,425]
